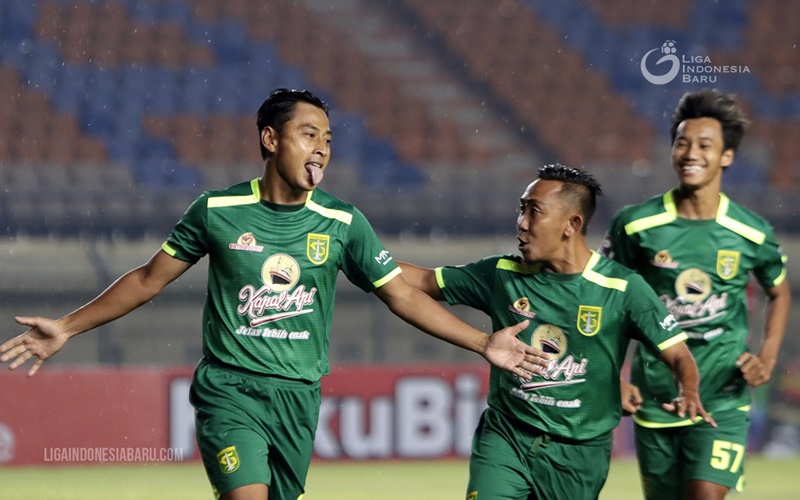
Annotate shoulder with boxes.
[201,179,262,207]
[718,194,777,243]
[612,193,670,224]
[583,252,645,292]
[306,188,361,224]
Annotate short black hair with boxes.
[670,89,749,152]
[537,163,603,234]
[256,88,330,160]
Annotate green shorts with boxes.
[634,408,749,499]
[190,357,321,499]
[466,407,612,499]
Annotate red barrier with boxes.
[0,364,637,465]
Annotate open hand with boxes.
[0,316,69,376]
[483,320,550,380]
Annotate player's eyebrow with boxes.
[301,123,333,138]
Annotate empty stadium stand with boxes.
[0,0,797,239]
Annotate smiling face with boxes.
[516,179,574,263]
[671,117,734,192]
[261,101,332,197]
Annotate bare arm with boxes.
[737,280,791,387]
[0,250,192,376]
[658,342,716,427]
[397,262,445,301]
[374,274,549,379]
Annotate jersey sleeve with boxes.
[624,272,687,356]
[598,206,640,270]
[340,207,400,293]
[161,192,210,264]
[753,225,788,289]
[434,256,498,314]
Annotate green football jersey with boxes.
[601,190,787,425]
[436,251,685,441]
[162,179,400,382]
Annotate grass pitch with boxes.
[1,456,799,499]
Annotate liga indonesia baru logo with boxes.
[640,40,750,85]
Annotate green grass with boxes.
[1,456,799,499]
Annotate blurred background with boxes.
[0,0,798,463]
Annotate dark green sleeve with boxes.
[624,272,687,357]
[162,193,209,264]
[341,207,400,293]
[436,256,499,315]
[753,225,787,289]
[599,206,640,271]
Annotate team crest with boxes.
[675,268,711,302]
[716,250,740,280]
[217,446,240,474]
[577,306,602,336]
[307,233,329,265]
[531,324,567,360]
[262,254,300,292]
[466,492,478,500]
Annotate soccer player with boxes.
[0,88,551,500]
[399,164,714,499]
[599,89,791,500]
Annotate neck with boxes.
[673,184,720,220]
[541,240,593,274]
[259,168,308,205]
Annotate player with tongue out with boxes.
[0,88,551,500]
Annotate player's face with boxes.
[263,101,332,193]
[516,179,572,263]
[671,117,733,191]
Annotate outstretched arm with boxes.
[0,249,192,376]
[374,274,549,379]
[659,342,716,427]
[737,280,791,387]
[397,262,445,301]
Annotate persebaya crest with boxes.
[307,233,330,265]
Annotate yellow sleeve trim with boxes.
[435,267,446,289]
[657,331,688,351]
[715,194,766,244]
[581,252,628,292]
[373,267,402,289]
[161,242,177,256]
[624,191,677,235]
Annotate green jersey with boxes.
[601,190,787,425]
[163,179,400,382]
[435,252,685,441]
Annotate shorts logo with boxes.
[716,250,740,280]
[307,233,329,265]
[217,446,240,474]
[466,491,478,500]
[577,306,602,336]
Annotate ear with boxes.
[261,126,279,155]
[721,148,735,168]
[564,213,584,238]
